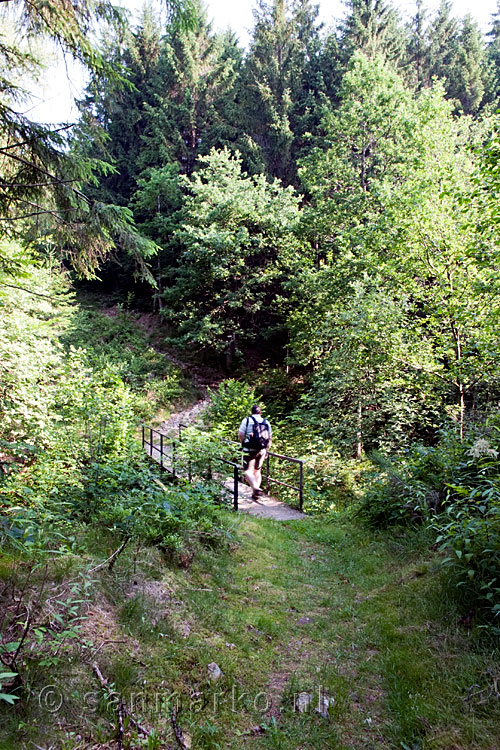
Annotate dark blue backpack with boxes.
[245,416,271,451]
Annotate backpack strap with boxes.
[242,416,251,450]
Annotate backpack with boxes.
[245,416,271,451]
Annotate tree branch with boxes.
[0,125,72,153]
[0,282,56,300]
[0,151,89,204]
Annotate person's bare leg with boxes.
[244,457,258,490]
[253,467,262,490]
[253,451,266,494]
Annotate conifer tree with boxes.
[339,0,405,65]
[406,0,429,90]
[78,2,163,206]
[427,0,459,88]
[484,0,500,108]
[139,0,241,177]
[240,0,322,184]
[319,30,344,106]
[449,14,485,113]
[0,0,167,277]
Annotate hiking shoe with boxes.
[251,491,261,500]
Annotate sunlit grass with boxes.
[2,513,500,749]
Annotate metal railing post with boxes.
[140,422,304,512]
[299,461,304,511]
[233,464,239,511]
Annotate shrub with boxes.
[205,380,260,438]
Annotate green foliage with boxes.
[162,147,309,354]
[352,421,500,626]
[0,240,75,445]
[84,452,231,556]
[432,426,500,624]
[0,0,165,280]
[62,301,185,419]
[240,0,322,183]
[0,673,19,705]
[339,0,405,65]
[0,250,227,565]
[205,380,259,438]
[293,57,499,457]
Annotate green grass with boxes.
[2,513,500,749]
[62,293,197,421]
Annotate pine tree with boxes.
[339,0,405,65]
[240,0,322,184]
[0,0,164,278]
[406,0,429,90]
[427,0,459,88]
[484,0,500,108]
[449,15,485,114]
[319,30,344,106]
[78,2,163,206]
[138,0,241,177]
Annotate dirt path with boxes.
[158,397,210,437]
[134,310,224,393]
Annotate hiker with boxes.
[238,405,272,500]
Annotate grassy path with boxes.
[81,512,500,750]
[6,511,500,749]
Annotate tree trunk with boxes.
[356,399,363,459]
[459,381,465,442]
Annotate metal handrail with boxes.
[177,422,304,511]
[142,425,240,510]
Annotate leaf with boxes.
[0,693,19,704]
[0,672,18,681]
[4,642,21,653]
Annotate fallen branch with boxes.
[108,537,131,572]
[45,542,130,604]
[92,661,109,691]
[92,662,151,741]
[171,706,188,750]
[87,536,131,575]
[117,697,125,750]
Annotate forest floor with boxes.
[5,511,500,750]
[3,299,500,749]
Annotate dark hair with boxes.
[251,405,261,415]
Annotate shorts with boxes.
[243,449,267,471]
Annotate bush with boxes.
[205,380,260,438]
[432,431,500,624]
[353,420,500,625]
[63,302,187,419]
[0,258,228,559]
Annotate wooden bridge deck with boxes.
[145,441,305,521]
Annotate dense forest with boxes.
[3,0,500,747]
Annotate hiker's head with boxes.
[251,405,261,415]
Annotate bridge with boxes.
[142,423,305,521]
